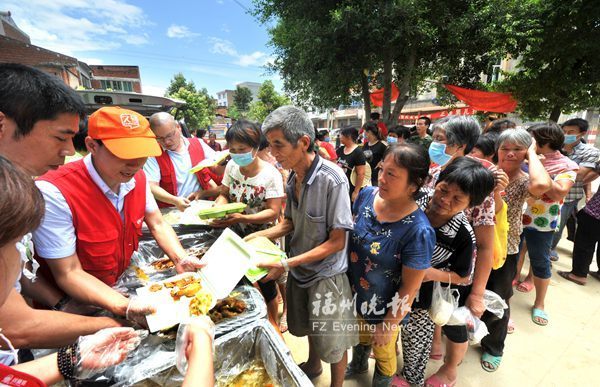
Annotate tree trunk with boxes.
[381,53,393,126]
[549,105,562,122]
[390,46,417,126]
[361,71,371,124]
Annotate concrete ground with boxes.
[282,235,600,386]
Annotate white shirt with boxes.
[143,136,216,198]
[33,155,158,259]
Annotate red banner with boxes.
[444,84,517,113]
[370,83,400,107]
[399,107,478,121]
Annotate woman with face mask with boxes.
[212,119,285,329]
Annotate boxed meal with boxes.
[138,228,252,332]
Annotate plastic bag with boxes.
[483,290,508,319]
[74,327,146,380]
[428,279,459,326]
[445,306,488,345]
[175,316,215,375]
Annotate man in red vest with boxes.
[33,106,203,321]
[143,112,221,210]
[0,63,125,362]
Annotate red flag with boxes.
[370,83,400,107]
[444,84,517,113]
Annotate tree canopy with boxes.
[500,0,600,121]
[233,86,253,112]
[165,73,216,129]
[252,0,536,125]
[247,80,291,122]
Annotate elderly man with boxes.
[247,106,358,387]
[33,106,203,323]
[0,63,123,361]
[549,118,600,261]
[143,112,220,210]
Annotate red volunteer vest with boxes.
[155,138,212,207]
[36,159,146,286]
[0,364,46,387]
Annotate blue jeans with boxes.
[523,228,554,279]
[551,200,578,249]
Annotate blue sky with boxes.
[3,0,281,97]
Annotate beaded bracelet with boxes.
[57,342,79,380]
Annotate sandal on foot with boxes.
[392,374,411,387]
[298,362,322,379]
[516,281,534,293]
[507,318,515,334]
[532,308,548,326]
[557,270,586,286]
[511,279,518,287]
[279,313,288,333]
[425,374,456,387]
[481,352,502,372]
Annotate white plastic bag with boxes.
[483,290,508,319]
[429,280,459,326]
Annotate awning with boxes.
[370,83,400,107]
[444,84,517,113]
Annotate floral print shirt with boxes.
[348,187,434,324]
[222,159,284,234]
[504,175,530,254]
[523,151,578,232]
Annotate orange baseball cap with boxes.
[88,106,162,159]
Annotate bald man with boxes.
[143,113,220,210]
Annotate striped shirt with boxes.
[564,142,600,202]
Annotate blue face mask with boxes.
[428,141,453,166]
[231,150,255,167]
[324,137,330,142]
[564,134,578,145]
[387,136,398,144]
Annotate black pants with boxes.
[480,253,518,357]
[572,210,600,277]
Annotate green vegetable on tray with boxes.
[197,202,247,220]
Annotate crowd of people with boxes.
[0,62,599,387]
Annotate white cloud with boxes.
[3,0,150,54]
[208,37,271,68]
[143,84,166,97]
[235,51,269,67]
[166,24,200,39]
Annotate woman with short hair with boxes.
[479,128,552,372]
[395,157,495,387]
[362,122,388,186]
[345,143,435,386]
[336,126,367,202]
[213,119,285,328]
[517,123,578,326]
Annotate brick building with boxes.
[89,65,143,93]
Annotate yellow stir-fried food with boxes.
[220,361,277,387]
[189,291,213,316]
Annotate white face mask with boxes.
[0,328,18,365]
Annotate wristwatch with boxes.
[280,259,290,272]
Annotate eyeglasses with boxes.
[156,130,178,142]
